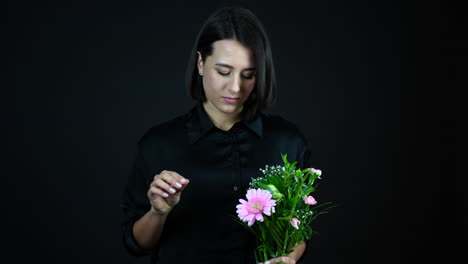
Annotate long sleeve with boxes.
[120,143,154,257]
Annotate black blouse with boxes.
[121,102,313,264]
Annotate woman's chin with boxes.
[220,104,243,115]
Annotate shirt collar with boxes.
[186,102,263,144]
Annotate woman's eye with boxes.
[218,71,230,76]
[217,71,254,79]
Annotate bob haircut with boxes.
[185,6,277,122]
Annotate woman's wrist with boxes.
[150,206,170,217]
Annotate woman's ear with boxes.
[197,51,203,76]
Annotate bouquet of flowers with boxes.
[235,153,333,263]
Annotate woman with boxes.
[121,6,313,264]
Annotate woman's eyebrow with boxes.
[215,63,256,71]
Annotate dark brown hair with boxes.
[185,6,277,122]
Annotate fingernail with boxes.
[162,193,169,197]
[180,179,187,184]
[169,188,176,193]
[265,261,270,264]
[175,182,182,188]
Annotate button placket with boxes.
[231,131,241,194]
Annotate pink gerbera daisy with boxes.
[236,188,276,226]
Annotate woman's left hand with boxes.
[259,256,296,264]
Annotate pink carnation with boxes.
[309,168,322,179]
[303,195,317,205]
[290,217,301,229]
[236,188,276,226]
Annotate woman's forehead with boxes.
[209,39,256,68]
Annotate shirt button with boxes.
[233,186,238,191]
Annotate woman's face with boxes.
[197,39,256,121]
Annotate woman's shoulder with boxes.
[138,109,193,146]
[261,112,303,135]
[261,112,312,156]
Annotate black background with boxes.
[4,0,463,263]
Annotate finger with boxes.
[160,176,189,195]
[164,170,189,188]
[178,178,189,192]
[153,172,180,191]
[156,171,188,189]
[148,186,169,198]
[152,178,178,195]
[270,257,292,264]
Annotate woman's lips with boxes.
[223,97,240,103]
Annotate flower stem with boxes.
[283,228,289,255]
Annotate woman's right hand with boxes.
[147,170,190,215]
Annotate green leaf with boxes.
[257,182,270,190]
[264,220,284,248]
[269,176,285,194]
[231,214,257,237]
[295,170,303,179]
[257,183,284,202]
[310,201,334,211]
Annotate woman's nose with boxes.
[228,75,241,94]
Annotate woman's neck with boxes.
[202,101,241,131]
